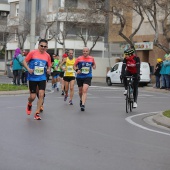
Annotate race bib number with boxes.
[67,66,74,72]
[34,66,44,75]
[81,67,90,74]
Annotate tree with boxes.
[101,0,144,48]
[141,0,170,53]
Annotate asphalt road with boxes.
[0,76,170,170]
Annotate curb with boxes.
[0,90,29,95]
[0,89,52,95]
[152,112,170,128]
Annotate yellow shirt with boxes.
[64,57,76,77]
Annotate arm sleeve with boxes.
[121,58,126,75]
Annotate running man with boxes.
[51,54,61,91]
[60,50,76,105]
[73,47,96,111]
[120,48,140,108]
[23,39,51,120]
[60,54,68,95]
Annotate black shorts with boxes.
[63,76,75,82]
[29,80,46,93]
[76,77,92,87]
[60,72,64,78]
[52,71,60,77]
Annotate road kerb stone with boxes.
[152,112,170,128]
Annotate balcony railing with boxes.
[66,34,104,42]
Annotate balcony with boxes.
[57,11,105,23]
[46,13,57,22]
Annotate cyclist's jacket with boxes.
[64,57,76,77]
[121,55,140,75]
[74,55,95,78]
[25,49,51,81]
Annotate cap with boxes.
[62,53,68,58]
[157,58,162,62]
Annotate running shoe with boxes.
[81,105,85,111]
[34,113,41,120]
[69,100,73,105]
[61,91,64,96]
[56,88,59,91]
[80,100,82,107]
[64,95,68,101]
[26,103,32,115]
[123,90,127,95]
[133,102,137,108]
[40,105,44,112]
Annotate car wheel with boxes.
[107,77,112,86]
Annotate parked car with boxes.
[106,62,151,86]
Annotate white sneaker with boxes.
[133,102,137,108]
[123,90,127,95]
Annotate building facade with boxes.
[0,0,10,58]
[7,0,114,79]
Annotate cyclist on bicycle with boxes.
[120,48,140,108]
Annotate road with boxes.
[0,79,170,170]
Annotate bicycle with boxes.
[125,76,134,113]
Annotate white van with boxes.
[106,62,151,86]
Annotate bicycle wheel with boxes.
[126,86,131,113]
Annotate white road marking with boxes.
[125,112,170,136]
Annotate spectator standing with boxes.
[160,54,169,89]
[154,58,162,88]
[11,48,23,85]
[163,54,170,90]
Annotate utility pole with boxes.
[104,0,111,67]
[30,0,36,50]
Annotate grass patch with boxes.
[163,110,170,118]
[0,84,28,91]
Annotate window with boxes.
[48,0,53,12]
[65,0,78,8]
[36,0,40,12]
[47,29,53,39]
[15,3,19,16]
[112,7,123,24]
[111,64,118,72]
[143,11,153,22]
[0,12,7,17]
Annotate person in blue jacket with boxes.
[11,48,23,85]
[163,54,170,90]
[160,54,170,89]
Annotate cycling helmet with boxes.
[124,48,135,55]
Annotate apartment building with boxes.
[108,0,168,72]
[0,0,10,58]
[7,0,114,79]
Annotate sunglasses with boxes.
[40,45,47,48]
